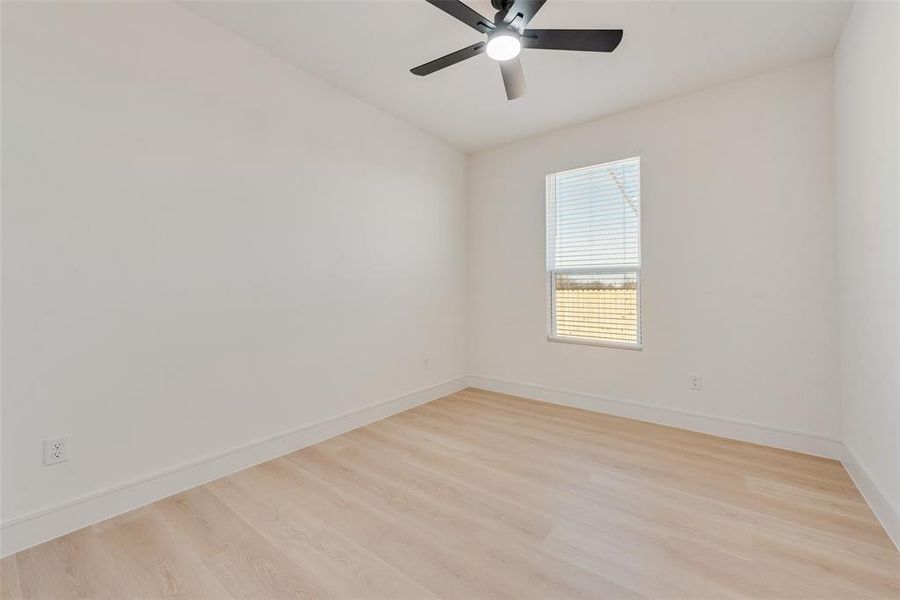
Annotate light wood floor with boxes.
[2,388,898,599]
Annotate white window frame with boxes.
[545,157,643,350]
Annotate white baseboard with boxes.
[0,377,468,558]
[840,445,900,551]
[7,375,895,558]
[466,376,899,551]
[465,375,843,459]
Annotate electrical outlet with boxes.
[689,374,703,391]
[43,436,69,466]
[424,358,431,371]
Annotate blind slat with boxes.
[547,156,641,344]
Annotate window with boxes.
[546,157,641,348]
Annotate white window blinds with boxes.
[546,157,641,346]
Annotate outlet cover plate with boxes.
[689,374,703,391]
[43,436,69,466]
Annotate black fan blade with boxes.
[425,0,494,33]
[499,56,526,100]
[411,42,486,76]
[522,29,623,52]
[498,0,547,29]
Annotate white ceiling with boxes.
[184,0,852,152]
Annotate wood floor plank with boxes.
[94,509,232,599]
[157,487,335,599]
[206,466,441,600]
[451,391,857,492]
[286,446,639,599]
[11,528,120,600]
[4,388,899,599]
[267,457,525,599]
[0,555,24,600]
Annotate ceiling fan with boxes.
[411,0,623,100]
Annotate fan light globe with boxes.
[485,33,521,61]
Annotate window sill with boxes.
[547,335,643,351]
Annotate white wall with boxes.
[1,1,466,536]
[468,59,839,443]
[834,0,900,534]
